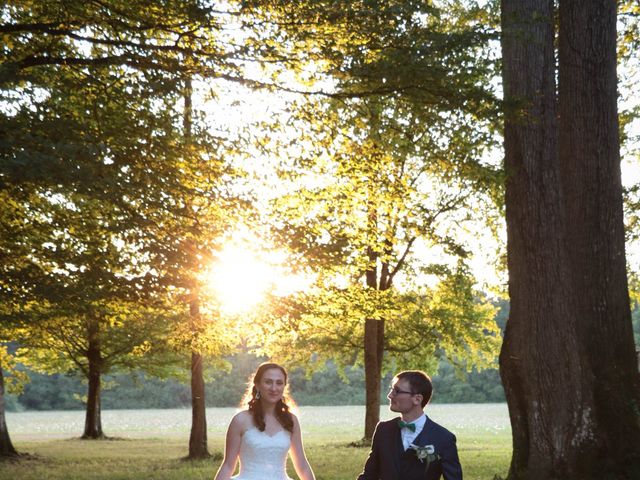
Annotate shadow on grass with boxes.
[0,452,41,464]
[180,451,223,462]
[347,438,372,448]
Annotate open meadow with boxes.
[2,404,511,479]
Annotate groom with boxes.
[357,370,463,480]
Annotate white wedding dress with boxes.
[233,427,293,480]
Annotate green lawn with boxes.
[2,405,511,479]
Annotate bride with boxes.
[214,362,316,480]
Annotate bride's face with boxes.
[257,368,286,404]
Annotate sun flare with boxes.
[204,241,311,316]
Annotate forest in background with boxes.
[6,357,505,411]
[8,301,640,412]
[6,300,508,411]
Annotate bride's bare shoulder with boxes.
[230,410,253,431]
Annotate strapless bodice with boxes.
[232,427,292,480]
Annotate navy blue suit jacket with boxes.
[357,415,463,480]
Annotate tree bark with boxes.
[500,3,586,476]
[0,366,18,458]
[363,235,384,442]
[558,0,640,475]
[363,317,383,442]
[82,320,104,439]
[188,293,210,459]
[183,75,209,460]
[500,0,640,478]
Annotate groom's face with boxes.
[388,378,421,414]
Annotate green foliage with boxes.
[16,372,84,411]
[258,265,501,376]
[0,0,250,396]
[0,346,28,395]
[619,1,640,64]
[432,360,504,403]
[3,393,23,412]
[253,89,503,393]
[14,304,182,377]
[229,3,505,405]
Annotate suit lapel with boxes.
[390,417,404,475]
[411,415,432,447]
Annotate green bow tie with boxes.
[398,420,416,432]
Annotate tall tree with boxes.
[500,0,640,478]
[240,0,502,441]
[1,0,247,445]
[183,76,208,460]
[0,181,59,454]
[256,90,500,441]
[558,0,640,474]
[1,56,187,438]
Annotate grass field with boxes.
[2,404,511,479]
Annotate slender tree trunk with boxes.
[183,76,209,460]
[82,321,104,439]
[189,350,209,458]
[188,292,210,459]
[363,232,383,442]
[558,0,640,475]
[500,0,640,478]
[0,366,18,458]
[363,318,383,442]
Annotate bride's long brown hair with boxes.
[244,362,294,433]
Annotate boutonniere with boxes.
[409,443,439,468]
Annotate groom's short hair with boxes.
[395,370,433,408]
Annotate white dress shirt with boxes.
[400,413,427,450]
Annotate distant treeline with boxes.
[9,301,639,412]
[6,358,505,411]
[7,299,508,411]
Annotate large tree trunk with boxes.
[558,0,640,475]
[500,2,586,477]
[500,0,640,478]
[82,321,104,439]
[0,366,18,458]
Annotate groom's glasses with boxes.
[388,386,414,396]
